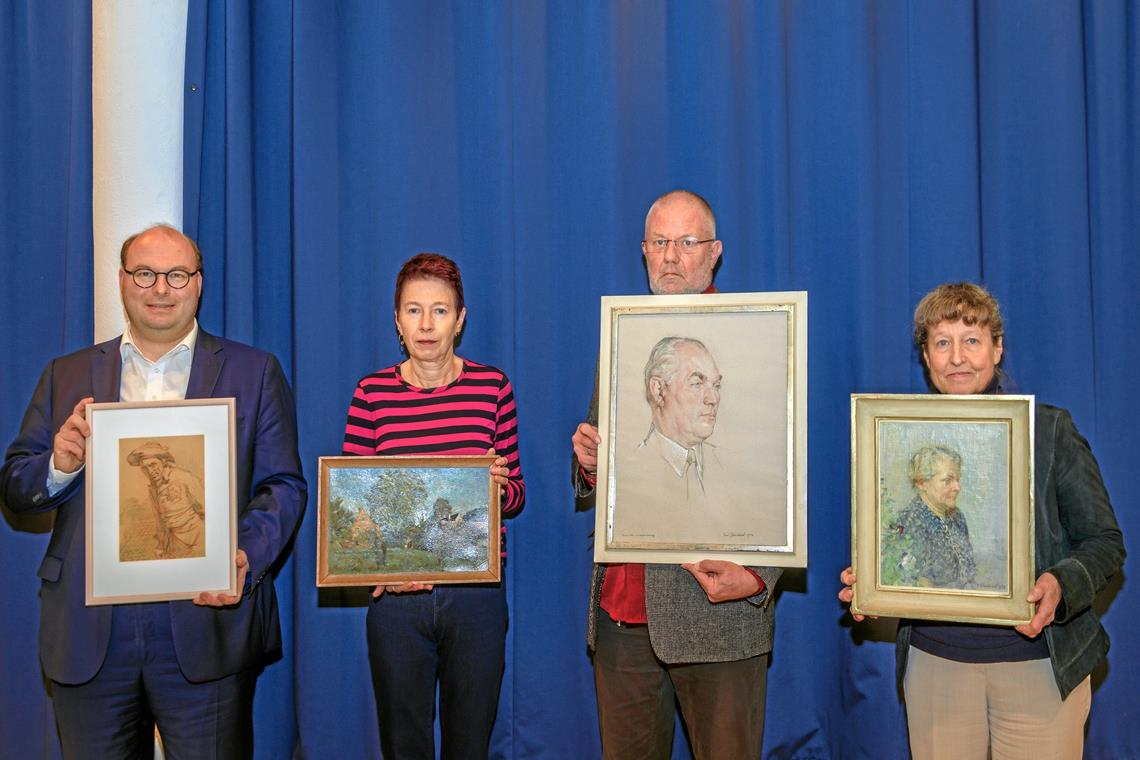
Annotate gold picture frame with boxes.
[850,393,1035,624]
[593,291,808,566]
[85,398,238,605]
[317,455,501,586]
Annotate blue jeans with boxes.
[367,584,507,760]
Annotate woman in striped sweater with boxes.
[342,253,525,760]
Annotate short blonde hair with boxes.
[912,282,1004,349]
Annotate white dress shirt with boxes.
[46,321,199,493]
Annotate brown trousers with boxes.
[593,612,768,760]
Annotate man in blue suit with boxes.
[0,224,307,758]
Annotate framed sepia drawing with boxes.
[85,398,238,605]
[850,394,1035,625]
[593,292,808,566]
[317,455,501,586]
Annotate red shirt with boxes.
[600,562,649,623]
[599,563,764,623]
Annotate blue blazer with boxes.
[0,330,307,684]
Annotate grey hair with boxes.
[908,445,962,486]
[643,336,710,404]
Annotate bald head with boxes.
[120,224,202,271]
[644,190,716,238]
[641,190,723,295]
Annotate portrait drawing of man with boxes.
[614,336,735,545]
[125,439,206,559]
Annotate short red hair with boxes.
[394,253,465,314]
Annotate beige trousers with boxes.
[904,647,1091,760]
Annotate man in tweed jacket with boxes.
[571,190,781,759]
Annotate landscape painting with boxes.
[317,455,501,586]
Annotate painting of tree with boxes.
[320,457,497,582]
[364,468,429,542]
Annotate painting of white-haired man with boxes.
[614,336,763,547]
[639,336,720,479]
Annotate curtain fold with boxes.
[0,3,92,757]
[183,3,299,758]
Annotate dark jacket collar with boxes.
[90,328,225,402]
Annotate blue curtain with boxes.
[0,3,92,759]
[1,1,1136,758]
[183,3,299,759]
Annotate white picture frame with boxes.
[85,398,237,605]
[594,291,808,566]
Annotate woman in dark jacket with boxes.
[839,282,1124,760]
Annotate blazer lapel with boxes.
[91,338,123,402]
[187,330,224,399]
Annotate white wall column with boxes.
[92,0,189,342]
[91,8,190,754]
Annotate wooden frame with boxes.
[85,398,237,605]
[317,455,501,586]
[594,292,808,566]
[850,394,1035,624]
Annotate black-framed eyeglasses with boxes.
[642,237,715,255]
[124,268,200,289]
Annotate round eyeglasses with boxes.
[124,268,200,289]
[642,237,715,255]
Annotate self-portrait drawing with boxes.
[877,421,1010,593]
[118,435,206,561]
[325,465,490,575]
[610,310,790,549]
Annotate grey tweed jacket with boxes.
[574,373,782,663]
